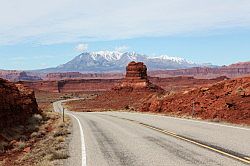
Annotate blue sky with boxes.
[0,0,250,70]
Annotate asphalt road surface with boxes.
[53,100,250,166]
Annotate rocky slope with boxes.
[141,77,250,124]
[0,78,39,128]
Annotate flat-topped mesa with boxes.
[113,61,164,92]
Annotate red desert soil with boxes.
[66,61,162,111]
[66,76,250,125]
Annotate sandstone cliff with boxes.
[0,78,39,128]
[149,63,250,79]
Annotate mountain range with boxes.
[39,51,212,73]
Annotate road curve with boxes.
[53,100,250,166]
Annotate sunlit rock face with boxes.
[113,61,164,92]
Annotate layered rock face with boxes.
[149,64,250,79]
[46,72,123,80]
[0,70,42,82]
[0,78,38,128]
[114,61,164,92]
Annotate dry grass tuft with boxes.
[50,150,69,160]
[35,160,53,166]
[56,136,65,143]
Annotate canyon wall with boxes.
[58,79,120,93]
[0,78,39,128]
[21,76,228,93]
[0,70,42,82]
[22,79,120,93]
[149,66,250,79]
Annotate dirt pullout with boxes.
[141,77,250,125]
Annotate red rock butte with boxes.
[113,61,164,92]
[0,78,39,128]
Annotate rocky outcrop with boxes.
[141,76,250,124]
[0,78,39,128]
[113,61,164,92]
[0,70,42,82]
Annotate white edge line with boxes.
[110,112,250,131]
[67,112,87,166]
[57,98,250,131]
[54,101,87,166]
[158,114,250,131]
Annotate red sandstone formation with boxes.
[0,78,39,128]
[21,79,120,93]
[141,77,250,125]
[149,64,250,79]
[227,61,250,68]
[46,72,123,80]
[21,76,227,93]
[113,61,164,92]
[44,61,250,80]
[57,79,120,93]
[0,70,42,82]
[22,81,60,93]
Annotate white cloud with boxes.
[75,43,88,52]
[115,45,129,52]
[1,0,250,45]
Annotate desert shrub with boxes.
[50,150,69,160]
[19,135,28,141]
[53,130,67,137]
[17,141,26,150]
[0,141,9,153]
[124,105,130,109]
[30,132,38,138]
[28,114,43,125]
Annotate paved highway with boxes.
[53,100,250,166]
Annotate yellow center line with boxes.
[104,114,250,164]
[244,157,250,160]
[141,124,250,164]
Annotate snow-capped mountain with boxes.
[41,51,206,73]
